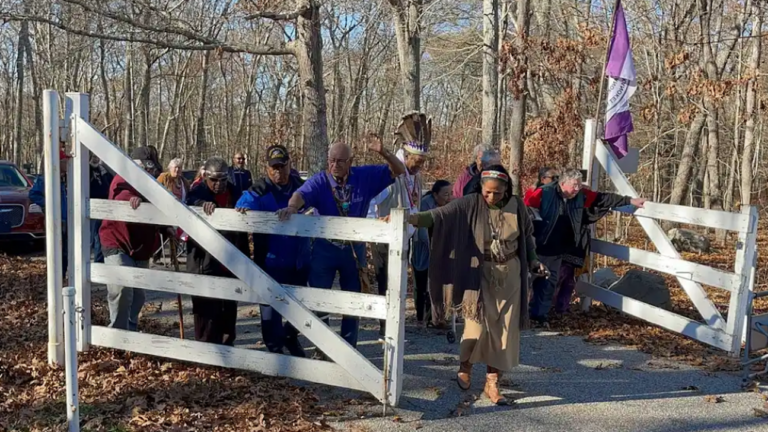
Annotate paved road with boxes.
[131,275,768,432]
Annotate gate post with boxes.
[385,207,409,406]
[580,119,598,312]
[66,93,92,351]
[728,205,759,356]
[44,90,65,366]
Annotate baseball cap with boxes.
[266,145,290,167]
[131,146,160,171]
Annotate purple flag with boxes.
[604,0,635,159]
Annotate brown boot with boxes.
[457,361,472,390]
[484,366,508,405]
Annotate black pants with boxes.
[372,243,389,329]
[192,296,237,346]
[413,268,432,322]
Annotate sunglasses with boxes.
[206,176,228,183]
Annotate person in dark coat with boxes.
[236,145,309,357]
[228,152,253,197]
[185,156,250,346]
[524,168,647,325]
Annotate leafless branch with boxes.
[0,13,294,56]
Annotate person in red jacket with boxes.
[524,168,646,326]
[99,147,174,331]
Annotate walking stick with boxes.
[170,238,185,339]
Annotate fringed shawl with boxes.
[427,194,534,329]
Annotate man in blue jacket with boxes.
[29,150,70,271]
[236,145,309,357]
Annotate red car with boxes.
[0,161,45,242]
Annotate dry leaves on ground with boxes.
[0,254,333,431]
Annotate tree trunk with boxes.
[20,18,42,167]
[135,47,152,148]
[98,37,112,141]
[482,0,499,149]
[741,8,761,207]
[389,0,422,111]
[13,20,27,166]
[507,0,530,195]
[294,0,330,175]
[669,113,705,205]
[122,43,134,151]
[194,51,212,161]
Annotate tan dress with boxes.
[459,208,522,371]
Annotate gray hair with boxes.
[168,158,183,170]
[328,142,353,158]
[559,168,583,183]
[471,144,490,163]
[480,149,501,167]
[203,156,229,176]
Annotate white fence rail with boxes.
[46,91,410,421]
[579,119,759,356]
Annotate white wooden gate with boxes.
[45,91,410,407]
[579,119,759,356]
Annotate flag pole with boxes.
[586,0,621,187]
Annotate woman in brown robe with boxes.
[407,165,544,405]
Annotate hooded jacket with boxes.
[99,175,159,261]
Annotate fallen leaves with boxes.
[704,395,725,404]
[0,254,333,431]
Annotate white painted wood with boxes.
[90,326,369,393]
[76,118,385,401]
[90,264,388,320]
[581,119,598,311]
[44,90,64,366]
[88,199,393,244]
[613,201,750,233]
[576,281,732,352]
[63,98,75,295]
[591,239,740,292]
[68,93,91,352]
[594,139,726,330]
[62,287,80,430]
[727,205,759,355]
[384,208,409,406]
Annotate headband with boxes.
[403,141,429,155]
[481,170,509,182]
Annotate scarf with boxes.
[427,194,532,328]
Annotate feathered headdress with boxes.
[394,111,432,155]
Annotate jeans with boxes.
[528,254,562,322]
[90,219,103,263]
[261,267,307,352]
[309,239,363,347]
[105,253,149,330]
[554,262,577,314]
[413,268,432,322]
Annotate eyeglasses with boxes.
[329,158,350,165]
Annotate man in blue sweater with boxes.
[235,145,309,357]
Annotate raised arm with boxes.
[365,133,405,177]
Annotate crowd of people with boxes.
[35,111,648,406]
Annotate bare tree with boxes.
[482,0,499,149]
[388,0,422,111]
[741,5,762,207]
[507,0,531,194]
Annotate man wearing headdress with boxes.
[368,112,431,337]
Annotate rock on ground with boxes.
[668,228,711,253]
[609,269,672,310]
